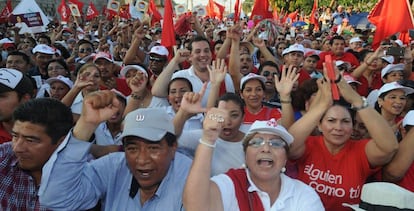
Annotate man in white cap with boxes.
[0,68,34,144]
[39,90,192,210]
[282,43,311,85]
[147,45,169,86]
[28,44,56,80]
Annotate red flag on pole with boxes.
[368,0,414,49]
[86,1,99,21]
[161,0,176,55]
[57,0,71,23]
[0,0,11,24]
[250,0,272,22]
[234,0,240,22]
[207,0,225,20]
[309,0,319,30]
[119,4,131,19]
[148,0,162,26]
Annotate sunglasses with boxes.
[248,138,286,149]
[149,56,166,62]
[262,70,279,77]
[79,48,93,53]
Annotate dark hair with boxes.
[215,93,245,116]
[77,39,94,49]
[329,35,345,45]
[167,77,193,93]
[292,78,318,111]
[37,34,51,45]
[7,51,30,64]
[320,98,355,123]
[46,58,70,76]
[258,61,280,75]
[12,98,73,144]
[357,49,373,62]
[188,36,211,53]
[164,132,177,146]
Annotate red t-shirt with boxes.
[0,123,12,144]
[296,136,378,211]
[99,78,131,96]
[357,73,383,97]
[317,51,360,70]
[243,106,282,124]
[397,163,414,192]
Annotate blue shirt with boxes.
[39,132,192,211]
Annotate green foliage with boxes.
[242,0,380,15]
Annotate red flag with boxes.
[174,13,192,36]
[287,10,299,22]
[207,0,225,20]
[368,0,414,49]
[119,4,131,19]
[86,1,99,21]
[0,0,11,23]
[309,0,319,30]
[148,0,162,26]
[57,0,71,23]
[161,0,176,49]
[250,0,272,21]
[234,0,240,22]
[68,0,84,15]
[399,31,411,45]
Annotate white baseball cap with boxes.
[149,45,169,57]
[93,51,114,63]
[349,37,363,44]
[343,74,361,85]
[240,73,266,90]
[32,44,56,55]
[381,56,394,64]
[282,44,305,56]
[246,118,294,145]
[46,75,74,89]
[381,64,405,78]
[402,110,414,128]
[120,65,148,78]
[378,82,414,97]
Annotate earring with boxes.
[241,163,247,169]
[281,167,286,173]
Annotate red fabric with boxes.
[297,69,311,85]
[243,106,282,124]
[296,136,379,211]
[287,11,299,22]
[86,1,99,21]
[368,0,414,49]
[68,0,84,15]
[316,51,360,70]
[250,0,272,21]
[399,31,411,46]
[118,4,131,19]
[174,13,192,36]
[0,0,11,24]
[234,0,240,22]
[148,0,162,26]
[57,0,71,23]
[99,78,131,96]
[161,0,176,48]
[206,0,225,20]
[356,72,383,97]
[226,169,265,211]
[0,123,11,144]
[397,163,414,192]
[309,0,319,30]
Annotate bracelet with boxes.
[334,75,342,84]
[199,138,216,148]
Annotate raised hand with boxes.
[252,37,266,48]
[180,82,208,115]
[201,101,229,143]
[208,59,227,85]
[173,48,191,64]
[81,90,121,125]
[74,71,94,90]
[274,65,300,98]
[127,71,148,93]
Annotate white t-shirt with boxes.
[211,169,324,211]
[172,66,235,107]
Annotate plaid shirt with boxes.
[1,142,49,211]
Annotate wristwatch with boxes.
[352,97,369,111]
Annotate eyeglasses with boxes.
[79,48,93,53]
[262,70,279,77]
[248,138,286,149]
[338,66,347,71]
[149,56,166,62]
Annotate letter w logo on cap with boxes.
[136,114,145,121]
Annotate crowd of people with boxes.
[1,3,414,211]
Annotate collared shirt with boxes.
[39,131,192,211]
[211,169,324,211]
[172,66,235,107]
[0,142,49,211]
